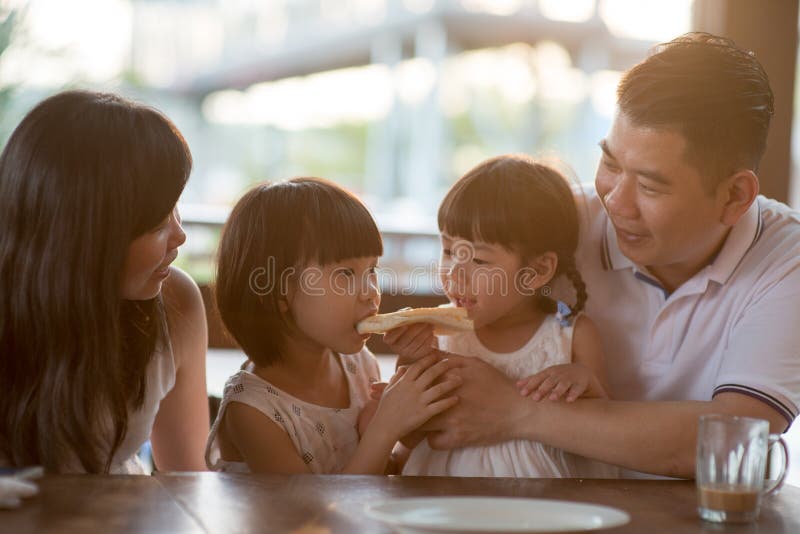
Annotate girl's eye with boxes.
[368,267,378,275]
[442,249,452,257]
[338,268,355,277]
[473,258,488,266]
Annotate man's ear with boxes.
[523,251,558,290]
[718,169,758,227]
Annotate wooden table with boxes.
[0,475,201,533]
[3,474,799,533]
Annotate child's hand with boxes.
[383,323,438,365]
[516,363,601,402]
[367,361,407,400]
[368,381,387,401]
[371,354,461,439]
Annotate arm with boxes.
[516,316,609,401]
[150,267,210,471]
[514,392,786,478]
[227,355,461,474]
[570,315,610,396]
[222,402,312,474]
[424,355,788,479]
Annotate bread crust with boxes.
[356,306,473,335]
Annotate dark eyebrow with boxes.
[598,140,614,160]
[598,140,671,186]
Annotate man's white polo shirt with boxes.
[573,187,800,429]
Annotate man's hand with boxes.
[423,353,535,450]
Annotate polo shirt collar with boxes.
[601,199,762,287]
[705,199,762,285]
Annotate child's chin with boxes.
[334,337,367,355]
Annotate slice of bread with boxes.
[357,306,473,335]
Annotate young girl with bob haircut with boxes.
[398,154,617,477]
[0,90,209,474]
[206,177,459,474]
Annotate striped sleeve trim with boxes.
[713,384,797,425]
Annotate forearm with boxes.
[530,390,793,479]
[429,355,790,479]
[343,427,396,474]
[516,398,708,478]
[150,377,210,471]
[425,378,704,477]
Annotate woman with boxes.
[0,90,209,473]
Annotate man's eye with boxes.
[638,182,658,194]
[602,159,620,173]
[442,249,452,256]
[473,258,488,266]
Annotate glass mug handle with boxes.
[763,434,789,496]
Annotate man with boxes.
[425,32,800,478]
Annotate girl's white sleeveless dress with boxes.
[403,314,618,478]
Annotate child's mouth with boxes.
[455,298,477,310]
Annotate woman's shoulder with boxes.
[161,267,203,317]
[160,267,207,370]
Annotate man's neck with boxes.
[647,228,732,294]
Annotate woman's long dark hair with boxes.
[0,91,192,473]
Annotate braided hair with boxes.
[561,257,587,315]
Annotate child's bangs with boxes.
[292,179,383,266]
[437,176,517,247]
[299,208,383,266]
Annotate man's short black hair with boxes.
[618,32,774,187]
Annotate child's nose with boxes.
[445,262,469,291]
[360,275,380,302]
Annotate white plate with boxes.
[364,497,630,533]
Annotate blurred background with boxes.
[2,0,796,293]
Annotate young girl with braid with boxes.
[396,154,618,477]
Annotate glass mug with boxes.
[696,414,789,523]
